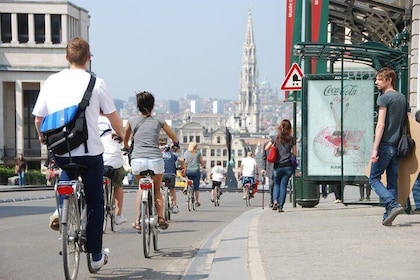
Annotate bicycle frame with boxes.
[102,176,115,233]
[139,174,159,258]
[187,179,195,211]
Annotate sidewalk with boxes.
[203,187,419,280]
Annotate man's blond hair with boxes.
[66,37,90,66]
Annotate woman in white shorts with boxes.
[124,91,179,230]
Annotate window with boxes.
[51,14,61,44]
[238,160,242,168]
[210,161,215,168]
[183,136,187,143]
[1,13,12,43]
[217,136,221,143]
[223,149,227,156]
[201,149,207,156]
[238,149,243,157]
[223,160,227,167]
[195,135,200,143]
[189,136,194,142]
[210,149,215,156]
[18,13,28,43]
[216,149,221,156]
[231,150,235,156]
[34,14,45,44]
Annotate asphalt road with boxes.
[0,188,256,280]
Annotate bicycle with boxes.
[213,183,221,207]
[55,162,101,280]
[243,182,253,206]
[186,179,196,211]
[138,169,159,258]
[161,175,175,221]
[102,165,115,233]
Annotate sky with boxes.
[70,1,286,101]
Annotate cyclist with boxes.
[181,142,205,207]
[33,37,124,271]
[98,114,127,225]
[240,152,258,199]
[123,91,179,231]
[210,160,225,202]
[159,139,182,214]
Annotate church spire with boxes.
[236,8,260,133]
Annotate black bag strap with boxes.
[80,74,96,153]
[79,74,96,110]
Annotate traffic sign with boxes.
[281,63,303,90]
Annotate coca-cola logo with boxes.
[323,85,358,96]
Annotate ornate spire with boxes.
[245,8,255,46]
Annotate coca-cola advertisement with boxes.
[303,74,375,179]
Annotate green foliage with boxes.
[0,166,46,185]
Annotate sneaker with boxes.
[382,205,404,226]
[278,208,284,212]
[114,215,127,225]
[90,248,109,272]
[195,202,201,207]
[172,205,179,214]
[49,210,59,231]
[334,199,342,204]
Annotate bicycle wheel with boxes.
[102,181,109,233]
[152,205,159,251]
[61,196,81,280]
[191,188,196,211]
[162,184,170,221]
[109,184,115,232]
[187,186,193,211]
[245,186,251,206]
[141,191,152,258]
[214,186,220,207]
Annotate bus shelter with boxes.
[292,41,408,207]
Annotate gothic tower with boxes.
[236,8,260,133]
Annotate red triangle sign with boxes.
[281,63,303,90]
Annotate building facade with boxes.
[0,0,90,166]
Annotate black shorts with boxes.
[162,173,176,189]
[212,181,222,189]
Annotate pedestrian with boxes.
[98,114,127,225]
[368,67,410,226]
[15,153,28,186]
[210,160,225,202]
[159,138,181,214]
[181,141,205,207]
[358,183,371,201]
[262,140,274,207]
[123,91,179,231]
[265,119,297,212]
[240,151,258,199]
[33,37,124,271]
[127,169,134,185]
[410,110,420,212]
[332,183,342,203]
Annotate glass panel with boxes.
[1,13,12,43]
[18,13,28,43]
[51,14,61,44]
[34,14,45,44]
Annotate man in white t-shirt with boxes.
[210,160,225,202]
[99,115,127,225]
[33,37,123,271]
[240,152,258,199]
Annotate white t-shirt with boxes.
[98,116,124,168]
[211,165,225,182]
[32,69,116,156]
[241,156,257,177]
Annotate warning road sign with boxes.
[281,63,303,90]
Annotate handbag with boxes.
[267,136,278,163]
[397,116,415,158]
[291,155,298,171]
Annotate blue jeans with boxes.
[18,171,25,186]
[369,143,400,216]
[272,166,294,209]
[54,155,104,255]
[412,174,420,209]
[186,169,201,191]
